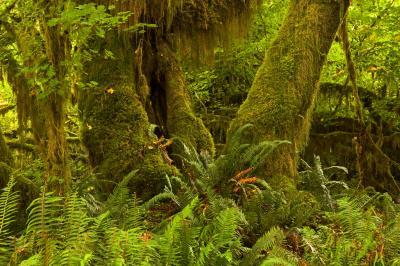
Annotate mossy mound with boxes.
[80,85,176,198]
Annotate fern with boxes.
[213,124,289,192]
[157,197,199,265]
[104,170,138,223]
[260,256,296,266]
[174,124,289,201]
[241,226,285,266]
[300,193,400,265]
[0,176,19,265]
[25,188,64,264]
[383,213,400,260]
[300,156,348,210]
[195,206,246,266]
[53,193,93,265]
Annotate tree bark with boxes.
[79,33,214,197]
[79,34,173,198]
[156,40,215,157]
[228,0,349,179]
[0,127,13,187]
[1,16,70,194]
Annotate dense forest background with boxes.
[1,0,400,265]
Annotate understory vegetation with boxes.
[1,0,400,265]
[1,135,400,265]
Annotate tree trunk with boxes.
[79,34,171,198]
[156,40,214,157]
[0,127,13,187]
[228,0,349,179]
[1,17,70,194]
[79,33,214,197]
[39,21,71,193]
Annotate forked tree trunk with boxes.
[228,0,349,179]
[79,34,213,198]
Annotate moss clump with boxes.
[80,85,177,198]
[228,0,347,178]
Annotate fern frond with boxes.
[143,191,176,211]
[333,197,378,243]
[0,176,19,265]
[157,197,200,265]
[241,226,285,266]
[196,206,246,266]
[124,195,144,229]
[105,170,138,219]
[54,193,93,265]
[90,211,113,264]
[25,188,63,255]
[18,253,42,266]
[384,213,400,260]
[260,256,295,266]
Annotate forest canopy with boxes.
[1,0,400,265]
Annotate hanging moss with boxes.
[103,0,260,62]
[228,0,348,179]
[2,12,72,194]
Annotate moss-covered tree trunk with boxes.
[2,15,70,194]
[77,35,163,197]
[156,40,214,156]
[0,127,13,187]
[228,0,349,179]
[79,33,214,197]
[39,22,71,193]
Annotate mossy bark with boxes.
[2,17,71,194]
[79,34,213,197]
[156,41,215,157]
[0,127,13,187]
[32,21,71,194]
[80,85,176,198]
[228,0,349,179]
[79,34,178,198]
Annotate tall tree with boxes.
[0,1,71,193]
[228,0,350,179]
[77,1,256,196]
[1,0,257,196]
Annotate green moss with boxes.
[158,41,215,157]
[0,127,13,187]
[228,0,345,178]
[80,85,177,199]
[79,32,213,197]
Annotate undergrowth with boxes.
[1,125,400,265]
